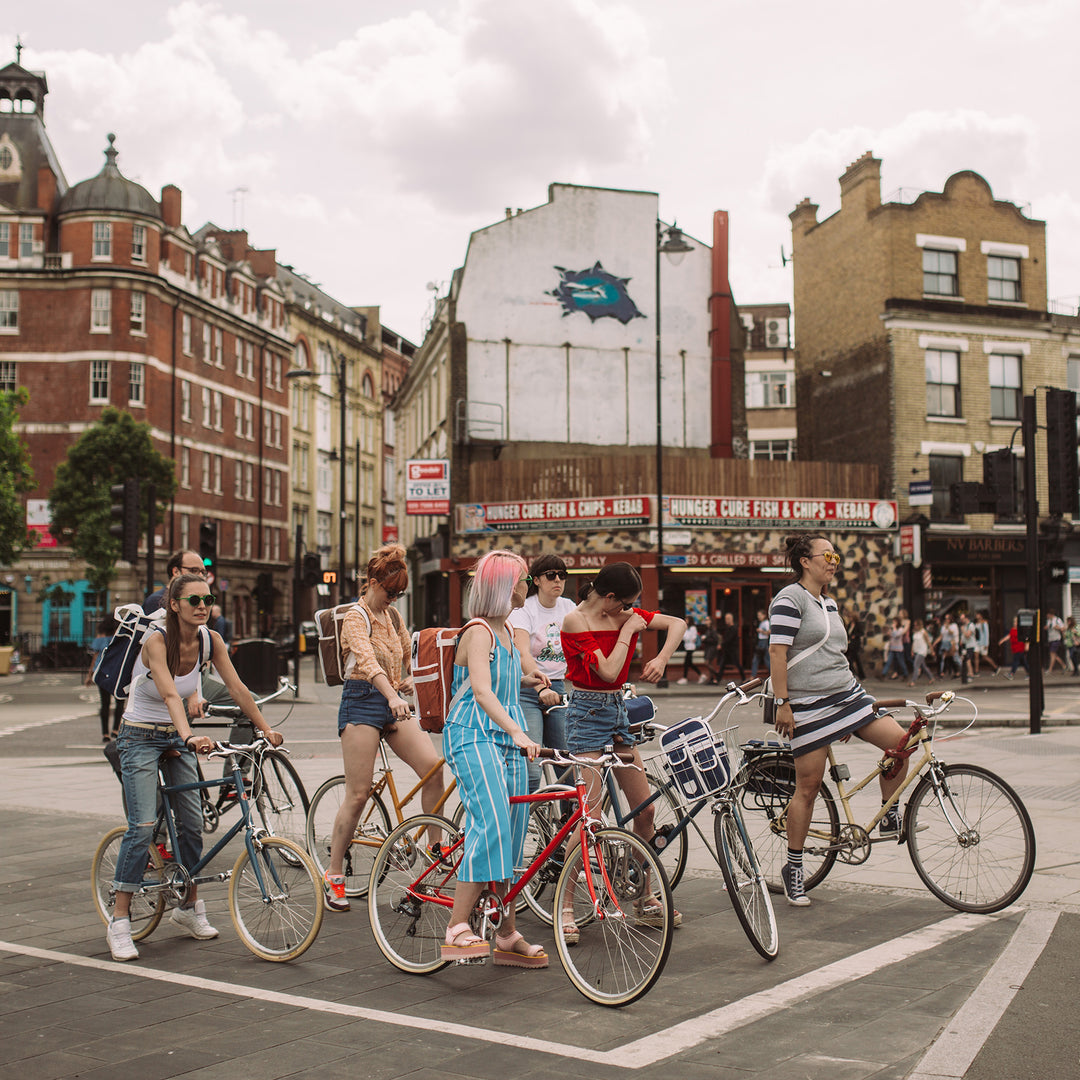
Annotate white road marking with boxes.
[0,911,1008,1069]
[907,908,1059,1080]
[0,713,89,738]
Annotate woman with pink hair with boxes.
[442,549,546,968]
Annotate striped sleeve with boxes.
[768,596,801,648]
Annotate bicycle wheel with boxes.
[518,792,571,925]
[228,837,324,961]
[739,753,839,893]
[553,827,673,1007]
[91,826,167,941]
[714,805,779,960]
[305,776,392,899]
[453,793,535,915]
[906,763,1035,914]
[601,771,690,891]
[253,750,309,850]
[368,815,462,975]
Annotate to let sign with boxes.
[406,460,450,515]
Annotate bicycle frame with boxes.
[371,739,457,822]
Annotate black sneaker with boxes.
[780,862,811,906]
[879,807,902,837]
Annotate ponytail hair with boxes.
[363,544,408,597]
[784,533,830,581]
[164,573,207,675]
[579,562,642,604]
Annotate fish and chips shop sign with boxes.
[456,497,651,534]
[666,497,898,531]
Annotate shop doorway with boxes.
[710,579,778,679]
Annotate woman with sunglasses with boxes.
[322,544,445,912]
[508,554,576,792]
[767,534,909,908]
[106,574,283,961]
[558,562,685,938]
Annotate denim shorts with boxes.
[566,688,631,753]
[338,679,393,735]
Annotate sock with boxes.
[786,848,803,869]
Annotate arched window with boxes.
[293,340,309,371]
[362,372,374,399]
[14,91,36,114]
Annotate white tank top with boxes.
[123,627,209,725]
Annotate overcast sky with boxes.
[7,0,1079,342]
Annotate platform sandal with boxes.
[441,922,489,963]
[493,930,548,968]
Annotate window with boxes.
[181,380,192,420]
[213,455,223,494]
[317,512,332,551]
[989,354,1022,420]
[1069,356,1080,394]
[235,398,243,435]
[202,386,211,427]
[273,412,281,448]
[0,222,9,257]
[245,463,254,501]
[128,362,144,405]
[272,470,281,506]
[179,514,189,551]
[236,338,245,375]
[263,526,271,556]
[214,328,223,367]
[0,290,17,331]
[234,458,243,499]
[245,341,255,380]
[19,223,33,258]
[244,401,254,440]
[182,313,192,354]
[264,409,272,446]
[745,371,793,409]
[212,390,223,430]
[929,454,963,522]
[0,360,16,391]
[91,289,111,332]
[749,439,795,460]
[202,322,211,364]
[90,360,109,403]
[988,256,1020,302]
[923,249,958,296]
[92,222,112,259]
[130,291,145,333]
[362,372,375,399]
[244,523,253,561]
[926,349,961,417]
[234,522,242,558]
[202,453,211,492]
[131,224,146,263]
[180,447,190,488]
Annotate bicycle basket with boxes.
[658,717,736,802]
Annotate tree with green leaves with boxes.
[49,407,177,592]
[0,387,36,566]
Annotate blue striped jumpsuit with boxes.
[443,634,530,883]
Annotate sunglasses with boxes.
[609,594,637,610]
[533,570,568,582]
[813,552,842,566]
[182,594,215,608]
[384,588,406,600]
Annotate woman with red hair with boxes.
[322,545,445,912]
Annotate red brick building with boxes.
[0,58,291,649]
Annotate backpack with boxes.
[410,619,495,733]
[92,603,211,700]
[315,602,403,688]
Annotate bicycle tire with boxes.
[552,827,674,1007]
[91,826,167,941]
[305,776,392,899]
[228,837,324,961]
[600,771,690,891]
[368,814,462,975]
[252,750,309,850]
[714,805,779,960]
[738,753,839,893]
[906,763,1035,914]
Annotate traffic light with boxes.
[302,552,321,588]
[1046,388,1079,516]
[109,478,140,563]
[199,521,218,583]
[983,449,1017,518]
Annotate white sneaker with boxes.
[676,677,688,685]
[107,916,139,961]
[170,899,219,939]
[698,674,710,684]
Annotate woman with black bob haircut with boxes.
[767,533,909,908]
[558,561,685,938]
[508,553,574,791]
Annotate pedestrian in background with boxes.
[210,604,232,647]
[87,615,124,741]
[719,611,745,682]
[677,617,703,684]
[898,608,913,675]
[750,608,771,679]
[1064,616,1080,675]
[1045,610,1067,674]
[998,616,1028,679]
[844,606,866,679]
[701,617,720,684]
[882,618,909,681]
[909,619,935,686]
[972,612,998,675]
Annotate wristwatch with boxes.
[773,697,789,708]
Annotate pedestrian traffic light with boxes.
[302,552,321,588]
[982,448,1017,518]
[1046,388,1079,516]
[199,521,218,584]
[108,478,140,564]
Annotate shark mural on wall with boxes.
[547,261,645,324]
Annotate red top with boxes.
[561,608,656,690]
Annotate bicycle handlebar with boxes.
[521,746,638,766]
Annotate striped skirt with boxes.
[790,679,877,758]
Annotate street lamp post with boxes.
[654,220,694,631]
[287,348,348,603]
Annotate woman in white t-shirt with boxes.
[508,554,576,792]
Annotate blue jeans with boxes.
[337,679,394,735]
[112,725,204,891]
[518,678,566,792]
[566,688,630,754]
[882,650,909,679]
